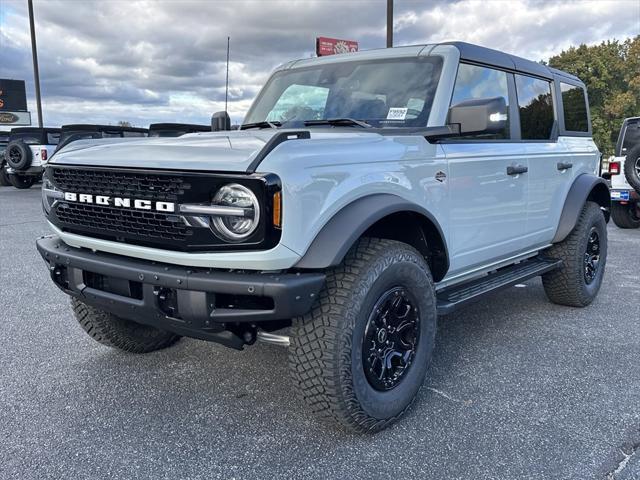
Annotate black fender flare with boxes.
[552,174,611,243]
[294,193,449,274]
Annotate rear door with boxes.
[514,74,571,246]
[442,63,529,275]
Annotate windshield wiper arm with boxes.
[240,121,282,130]
[304,118,372,128]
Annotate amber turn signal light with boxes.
[272,191,282,228]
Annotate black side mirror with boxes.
[448,97,508,135]
[211,111,231,132]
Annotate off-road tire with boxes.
[542,201,607,307]
[71,299,181,353]
[5,140,32,170]
[610,201,640,229]
[623,145,640,193]
[0,165,10,186]
[289,238,437,433]
[8,174,35,189]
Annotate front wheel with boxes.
[610,201,640,229]
[8,174,36,189]
[289,238,437,433]
[0,166,10,186]
[542,201,607,307]
[71,299,181,353]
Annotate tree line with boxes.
[548,36,639,156]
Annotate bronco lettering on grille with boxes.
[63,192,175,212]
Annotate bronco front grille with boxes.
[46,166,279,252]
[51,168,190,202]
[56,202,192,242]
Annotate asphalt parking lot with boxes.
[0,185,638,480]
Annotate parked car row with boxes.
[0,122,211,189]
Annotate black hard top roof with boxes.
[61,124,149,133]
[149,123,211,131]
[10,127,62,134]
[443,41,583,84]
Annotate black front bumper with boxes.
[36,236,325,348]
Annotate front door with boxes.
[442,63,528,276]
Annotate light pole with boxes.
[27,0,43,127]
[225,36,230,113]
[386,0,393,48]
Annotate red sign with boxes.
[316,37,359,57]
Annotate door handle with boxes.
[557,162,573,171]
[507,165,528,176]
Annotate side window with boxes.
[560,83,589,132]
[515,75,554,140]
[450,63,510,139]
[47,132,61,145]
[265,84,329,123]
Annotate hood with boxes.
[50,130,281,172]
[49,129,387,173]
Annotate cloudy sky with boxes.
[1,0,638,127]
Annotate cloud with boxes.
[0,0,637,127]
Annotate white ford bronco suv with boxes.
[37,42,610,433]
[5,127,61,189]
[606,116,640,229]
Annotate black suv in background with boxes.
[55,124,149,152]
[148,123,211,137]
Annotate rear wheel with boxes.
[71,299,181,353]
[5,140,32,170]
[611,201,640,229]
[623,145,640,193]
[542,201,607,307]
[289,238,437,433]
[8,174,35,189]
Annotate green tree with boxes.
[548,36,640,155]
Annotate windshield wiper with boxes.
[240,121,282,130]
[304,118,372,128]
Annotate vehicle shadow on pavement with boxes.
[68,279,553,437]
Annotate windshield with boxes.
[244,57,443,128]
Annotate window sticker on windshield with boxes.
[386,108,408,120]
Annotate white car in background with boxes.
[607,117,640,229]
[4,127,61,189]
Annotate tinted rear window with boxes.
[10,133,42,144]
[622,120,640,153]
[560,83,589,132]
[515,75,554,140]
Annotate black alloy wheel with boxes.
[583,228,601,285]
[363,287,420,391]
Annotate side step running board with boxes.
[436,257,562,315]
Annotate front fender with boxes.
[295,193,448,271]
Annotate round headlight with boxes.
[211,183,260,241]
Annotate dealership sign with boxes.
[0,79,31,126]
[316,37,359,57]
[0,111,32,125]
